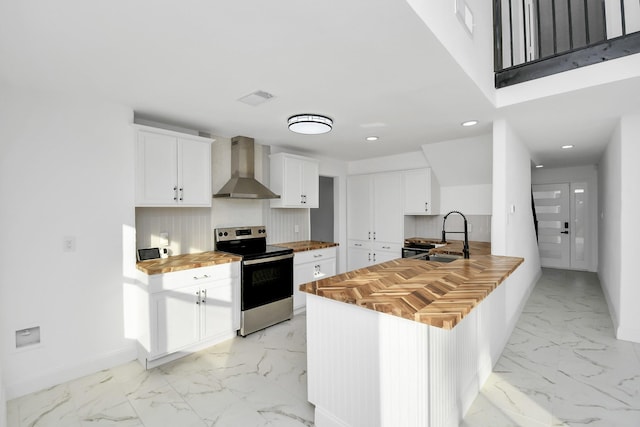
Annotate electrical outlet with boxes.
[159,232,169,246]
[294,225,300,233]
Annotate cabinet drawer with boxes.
[348,239,369,250]
[372,241,403,253]
[294,247,337,265]
[140,262,240,293]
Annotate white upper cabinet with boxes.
[135,125,213,207]
[270,153,319,208]
[403,168,440,215]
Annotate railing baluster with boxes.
[523,0,528,61]
[584,0,590,44]
[568,0,574,49]
[509,0,515,66]
[620,0,626,36]
[552,0,558,54]
[537,0,542,59]
[494,0,503,71]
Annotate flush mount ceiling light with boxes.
[561,144,575,149]
[288,114,333,134]
[461,120,479,127]
[365,136,379,142]
[535,164,544,168]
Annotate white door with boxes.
[533,183,570,268]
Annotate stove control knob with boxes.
[224,232,228,236]
[218,232,223,237]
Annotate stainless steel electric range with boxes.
[215,226,294,336]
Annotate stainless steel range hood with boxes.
[213,136,280,199]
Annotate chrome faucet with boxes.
[441,210,470,259]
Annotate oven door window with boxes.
[242,257,293,310]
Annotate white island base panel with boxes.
[306,281,514,427]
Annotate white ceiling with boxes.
[1,0,638,165]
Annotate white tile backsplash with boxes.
[408,214,491,242]
[135,207,213,255]
[266,207,310,244]
[135,205,310,255]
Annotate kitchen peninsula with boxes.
[302,253,523,427]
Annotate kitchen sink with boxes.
[427,254,461,263]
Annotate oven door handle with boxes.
[243,253,294,266]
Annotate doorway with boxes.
[533,182,589,270]
[311,176,334,242]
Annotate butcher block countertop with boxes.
[405,238,492,257]
[275,240,339,252]
[136,251,241,275]
[301,254,523,329]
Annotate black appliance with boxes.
[215,225,294,336]
[401,241,437,259]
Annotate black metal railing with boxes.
[494,0,640,87]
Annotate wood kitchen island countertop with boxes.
[301,254,523,329]
[136,251,241,275]
[274,240,339,252]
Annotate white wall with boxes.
[0,85,137,398]
[348,150,428,175]
[598,112,640,343]
[316,156,349,274]
[0,362,5,427]
[496,53,640,107]
[492,119,542,326]
[406,0,496,103]
[532,165,599,272]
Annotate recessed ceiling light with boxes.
[461,120,479,127]
[365,136,379,142]
[561,144,574,149]
[535,164,544,168]
[288,114,333,135]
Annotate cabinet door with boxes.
[153,286,200,356]
[371,250,398,265]
[372,172,403,243]
[136,131,178,206]
[403,169,430,214]
[348,242,371,271]
[293,262,315,311]
[200,279,234,341]
[347,175,372,241]
[178,138,212,206]
[302,159,319,208]
[282,157,304,206]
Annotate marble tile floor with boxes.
[7,314,313,427]
[462,268,640,427]
[8,268,640,427]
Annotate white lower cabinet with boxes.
[293,247,337,312]
[348,240,402,271]
[136,262,240,368]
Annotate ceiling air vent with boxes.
[238,90,275,106]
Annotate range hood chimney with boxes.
[213,136,280,199]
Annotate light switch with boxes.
[63,236,76,252]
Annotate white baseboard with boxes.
[616,325,640,343]
[5,345,137,400]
